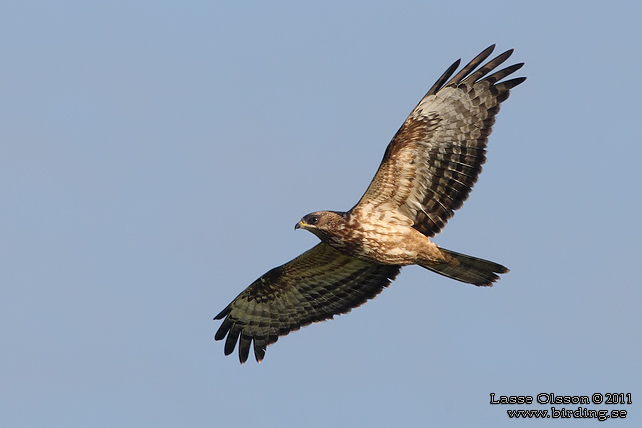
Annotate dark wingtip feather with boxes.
[214,316,232,341]
[426,58,461,96]
[498,76,527,90]
[499,48,514,58]
[479,44,497,58]
[510,62,524,73]
[443,45,496,87]
[239,335,252,364]
[483,63,524,85]
[497,265,510,274]
[253,339,267,363]
[494,49,515,65]
[224,325,240,356]
[213,306,230,320]
[461,48,516,85]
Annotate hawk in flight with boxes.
[215,45,525,363]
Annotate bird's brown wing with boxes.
[350,45,526,237]
[214,243,400,363]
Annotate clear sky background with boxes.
[2,1,641,427]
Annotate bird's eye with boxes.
[308,215,319,225]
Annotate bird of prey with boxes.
[215,45,525,363]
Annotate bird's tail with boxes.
[419,247,509,287]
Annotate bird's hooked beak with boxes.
[294,220,308,230]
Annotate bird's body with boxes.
[298,211,445,266]
[215,45,526,363]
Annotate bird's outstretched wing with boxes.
[214,243,400,363]
[350,45,526,237]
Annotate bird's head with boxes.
[295,211,346,240]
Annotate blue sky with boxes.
[1,1,641,427]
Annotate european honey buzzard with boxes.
[215,45,525,363]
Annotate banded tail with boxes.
[420,248,509,287]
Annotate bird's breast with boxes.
[324,216,420,265]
